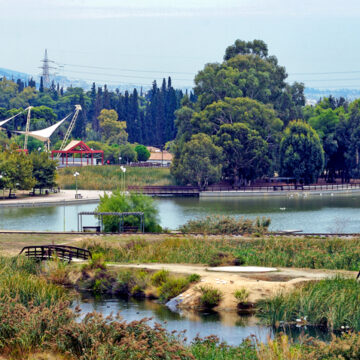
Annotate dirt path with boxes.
[111,263,357,311]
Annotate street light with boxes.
[74,171,80,198]
[120,166,126,193]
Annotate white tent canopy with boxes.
[0,107,29,128]
[14,114,71,142]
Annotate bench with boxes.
[83,226,101,233]
[8,193,16,199]
[75,193,83,199]
[123,226,139,233]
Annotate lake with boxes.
[0,193,359,232]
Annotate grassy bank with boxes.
[79,235,360,271]
[4,256,360,359]
[258,276,360,331]
[57,166,175,190]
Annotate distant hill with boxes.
[305,87,360,102]
[0,67,32,82]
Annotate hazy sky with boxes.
[1,0,360,89]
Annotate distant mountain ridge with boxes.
[2,66,359,100]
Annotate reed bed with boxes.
[57,166,175,190]
[3,256,360,359]
[258,276,360,331]
[79,235,360,271]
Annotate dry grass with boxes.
[57,166,175,190]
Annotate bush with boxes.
[234,288,250,303]
[158,277,190,302]
[188,273,201,283]
[96,190,162,233]
[198,286,222,309]
[179,215,271,235]
[151,269,170,286]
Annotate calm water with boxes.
[73,295,330,346]
[1,193,360,232]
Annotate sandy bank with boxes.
[112,263,356,312]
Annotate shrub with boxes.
[198,286,222,309]
[234,288,250,303]
[179,215,271,234]
[151,269,170,286]
[158,277,190,302]
[188,273,201,283]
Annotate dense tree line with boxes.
[0,76,185,155]
[171,39,360,187]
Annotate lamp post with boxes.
[120,166,126,193]
[74,172,80,198]
[0,174,3,200]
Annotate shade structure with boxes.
[14,114,70,142]
[0,108,28,128]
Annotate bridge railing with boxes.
[19,245,92,262]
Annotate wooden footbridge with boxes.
[19,245,92,262]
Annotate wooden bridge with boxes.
[128,185,200,196]
[19,245,92,262]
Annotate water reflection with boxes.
[72,295,331,346]
[0,192,360,232]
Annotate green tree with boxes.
[134,144,150,161]
[119,144,137,164]
[96,191,161,232]
[171,133,223,190]
[30,152,57,193]
[280,120,324,184]
[98,109,128,143]
[1,151,36,196]
[215,123,269,185]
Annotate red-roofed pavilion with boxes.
[51,140,104,167]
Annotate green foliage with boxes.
[0,150,36,193]
[179,215,271,235]
[135,144,150,161]
[171,133,223,189]
[30,152,57,190]
[215,123,270,184]
[96,190,162,232]
[234,288,250,303]
[198,286,223,309]
[151,269,170,286]
[258,276,360,331]
[280,120,324,184]
[80,235,360,271]
[188,273,201,283]
[158,277,190,302]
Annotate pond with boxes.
[0,194,360,233]
[1,193,360,232]
[73,295,331,346]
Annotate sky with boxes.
[1,0,360,89]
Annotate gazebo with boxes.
[51,140,104,167]
[77,211,145,233]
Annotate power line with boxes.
[58,62,195,75]
[61,68,193,82]
[289,70,360,76]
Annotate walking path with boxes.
[0,190,110,207]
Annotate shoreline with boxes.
[1,187,360,208]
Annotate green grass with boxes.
[79,235,360,271]
[57,166,175,190]
[258,276,360,331]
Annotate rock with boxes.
[166,296,183,312]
